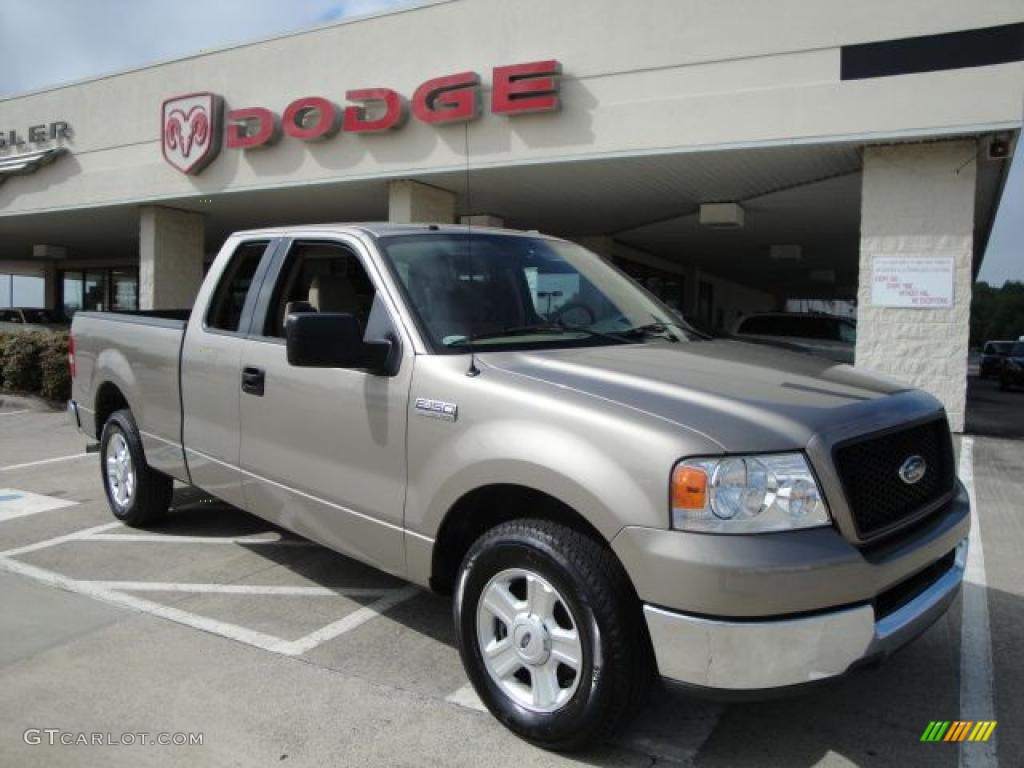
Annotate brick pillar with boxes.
[855,141,976,432]
[139,206,205,310]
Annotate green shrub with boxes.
[1,332,43,393]
[0,331,70,401]
[38,332,71,401]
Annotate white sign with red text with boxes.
[871,256,955,308]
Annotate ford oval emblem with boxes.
[898,455,927,485]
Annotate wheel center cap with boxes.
[512,618,550,665]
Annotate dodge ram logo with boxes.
[161,93,222,175]
[898,455,927,485]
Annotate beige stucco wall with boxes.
[855,141,976,431]
[0,0,1021,218]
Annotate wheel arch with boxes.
[430,483,617,595]
[93,380,131,439]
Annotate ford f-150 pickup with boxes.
[69,224,969,750]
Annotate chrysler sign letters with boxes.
[161,60,561,175]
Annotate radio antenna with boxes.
[463,119,480,377]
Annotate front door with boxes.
[237,238,413,576]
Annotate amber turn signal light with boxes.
[672,465,708,510]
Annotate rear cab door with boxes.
[236,233,416,576]
[181,236,279,508]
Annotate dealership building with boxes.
[1,0,1022,430]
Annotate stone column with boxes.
[459,214,505,228]
[31,246,66,311]
[43,261,59,311]
[855,140,976,432]
[388,180,456,224]
[138,206,205,310]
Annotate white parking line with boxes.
[0,520,422,658]
[0,521,122,558]
[281,585,420,656]
[0,409,30,417]
[446,683,487,712]
[84,581,398,598]
[0,555,296,655]
[0,488,78,522]
[0,453,90,473]
[957,437,997,768]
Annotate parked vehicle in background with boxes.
[998,341,1024,391]
[980,340,1016,379]
[731,311,856,363]
[69,224,968,751]
[0,307,68,334]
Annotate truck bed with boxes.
[70,310,191,483]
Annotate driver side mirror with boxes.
[285,312,396,375]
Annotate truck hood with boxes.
[480,339,918,452]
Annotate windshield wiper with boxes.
[447,324,627,346]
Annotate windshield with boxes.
[1011,342,1024,357]
[376,233,694,353]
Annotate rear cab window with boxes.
[205,240,271,333]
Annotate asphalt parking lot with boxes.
[0,400,1021,767]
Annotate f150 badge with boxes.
[415,398,458,422]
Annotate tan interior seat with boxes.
[308,275,360,314]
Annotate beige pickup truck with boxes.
[69,224,969,750]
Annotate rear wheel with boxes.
[100,409,173,526]
[454,519,652,751]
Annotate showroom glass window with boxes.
[0,273,46,308]
[61,268,138,316]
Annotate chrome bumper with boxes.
[644,537,967,691]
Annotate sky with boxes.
[0,0,1020,286]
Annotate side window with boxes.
[262,241,377,338]
[206,241,269,332]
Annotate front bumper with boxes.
[643,537,966,691]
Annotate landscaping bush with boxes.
[0,331,70,401]
[1,332,43,393]
[39,332,72,402]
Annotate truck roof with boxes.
[230,222,553,240]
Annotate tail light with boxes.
[68,334,77,379]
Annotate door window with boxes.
[261,242,377,338]
[205,241,270,333]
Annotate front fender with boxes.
[408,418,673,543]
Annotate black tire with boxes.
[999,377,1009,391]
[454,519,653,751]
[99,409,173,527]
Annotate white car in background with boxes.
[732,312,856,364]
[0,308,68,334]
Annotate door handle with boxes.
[241,366,265,397]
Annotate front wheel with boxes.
[100,409,173,527]
[454,519,652,751]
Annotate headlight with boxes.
[671,453,830,533]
